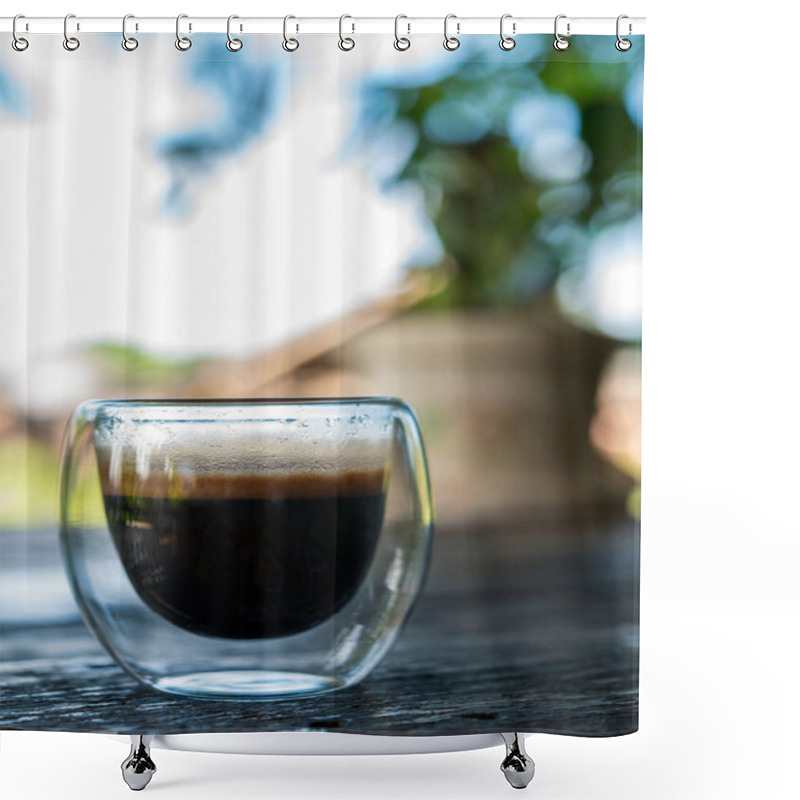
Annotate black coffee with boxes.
[101,471,386,640]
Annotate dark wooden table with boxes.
[0,514,638,736]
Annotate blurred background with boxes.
[0,34,642,623]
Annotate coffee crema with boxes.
[101,469,386,640]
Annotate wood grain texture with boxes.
[0,515,638,736]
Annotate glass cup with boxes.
[59,398,433,700]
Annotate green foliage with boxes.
[85,342,203,387]
[0,437,60,527]
[361,38,643,309]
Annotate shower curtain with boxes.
[0,24,643,738]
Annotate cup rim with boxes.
[80,396,407,408]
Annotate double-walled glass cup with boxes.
[60,398,433,700]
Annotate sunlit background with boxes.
[1,34,642,623]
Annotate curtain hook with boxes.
[175,14,192,50]
[122,14,139,51]
[443,14,460,51]
[394,14,411,51]
[338,14,355,51]
[553,14,570,51]
[283,15,299,52]
[615,15,632,51]
[227,15,243,51]
[499,14,516,51]
[63,13,80,51]
[12,14,29,52]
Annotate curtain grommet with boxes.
[121,14,139,51]
[443,14,460,51]
[499,14,516,51]
[12,15,29,51]
[63,13,80,51]
[226,15,243,51]
[554,14,570,51]
[394,14,411,51]
[175,14,192,51]
[338,14,355,51]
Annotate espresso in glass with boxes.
[101,468,386,639]
[62,399,432,699]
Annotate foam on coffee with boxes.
[98,466,386,500]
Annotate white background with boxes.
[2,1,799,799]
